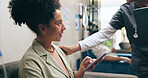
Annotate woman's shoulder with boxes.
[52,44,67,58]
[21,46,42,62]
[52,44,64,53]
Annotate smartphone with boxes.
[84,51,109,71]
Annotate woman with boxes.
[8,0,96,78]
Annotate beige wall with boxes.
[0,0,82,70]
[101,0,126,49]
[0,0,36,64]
[59,0,82,70]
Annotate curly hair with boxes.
[8,0,61,35]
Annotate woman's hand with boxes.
[75,56,98,78]
[79,56,97,72]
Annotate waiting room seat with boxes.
[0,60,19,78]
[83,72,138,78]
[1,60,138,78]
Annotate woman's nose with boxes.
[62,23,66,30]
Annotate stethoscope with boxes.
[129,9,138,39]
[132,1,148,38]
[133,24,138,38]
[130,1,139,39]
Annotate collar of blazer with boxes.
[32,39,73,78]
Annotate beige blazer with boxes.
[19,39,74,78]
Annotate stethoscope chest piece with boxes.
[133,26,138,38]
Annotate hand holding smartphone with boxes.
[84,51,109,71]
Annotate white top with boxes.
[91,44,118,58]
[78,24,117,52]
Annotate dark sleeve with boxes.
[109,8,124,30]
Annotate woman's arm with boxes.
[19,60,43,78]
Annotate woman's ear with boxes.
[38,24,47,34]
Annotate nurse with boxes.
[60,0,148,77]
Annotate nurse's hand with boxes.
[59,45,73,55]
[59,43,81,55]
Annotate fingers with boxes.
[83,57,99,71]
[80,56,101,72]
[87,59,97,71]
[83,56,93,66]
[124,59,131,64]
[58,45,67,49]
[80,56,93,70]
[120,57,131,64]
[59,45,66,52]
[58,45,72,55]
[128,59,131,64]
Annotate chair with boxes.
[0,60,19,78]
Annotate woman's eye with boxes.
[57,22,62,26]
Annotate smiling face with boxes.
[42,10,66,42]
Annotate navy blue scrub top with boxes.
[109,1,148,71]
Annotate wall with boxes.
[101,0,126,49]
[0,0,36,64]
